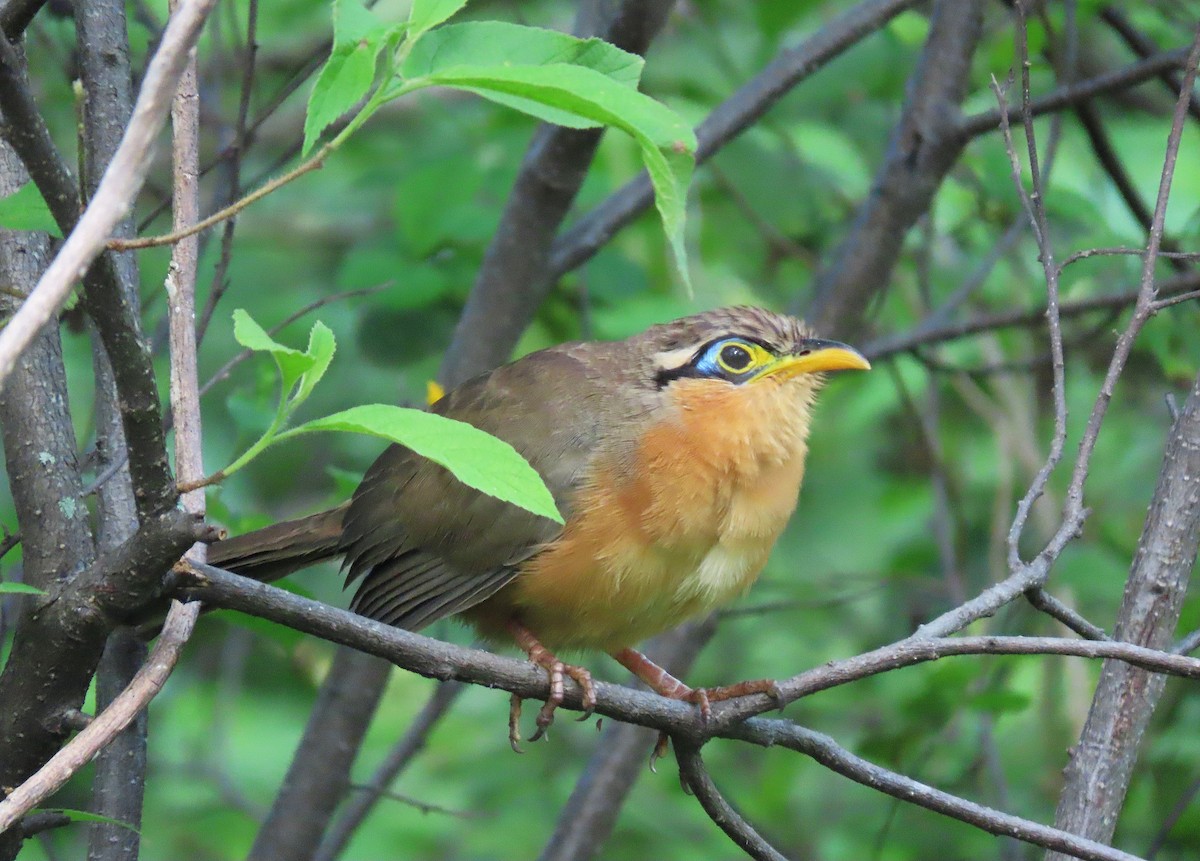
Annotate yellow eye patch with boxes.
[701,338,775,378]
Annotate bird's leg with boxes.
[506,620,596,749]
[612,647,783,716]
[611,648,784,764]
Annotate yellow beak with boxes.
[754,338,871,382]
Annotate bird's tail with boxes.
[206,503,349,583]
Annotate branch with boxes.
[1046,28,1200,829]
[675,744,788,861]
[247,648,391,861]
[713,635,1200,728]
[746,722,1146,861]
[1099,6,1200,124]
[0,0,44,38]
[863,270,1200,361]
[0,0,217,395]
[74,0,151,852]
[957,47,1190,139]
[0,600,200,835]
[178,563,1176,861]
[537,621,716,861]
[0,128,96,861]
[107,143,332,251]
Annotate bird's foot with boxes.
[610,648,783,768]
[686,678,786,720]
[507,620,596,751]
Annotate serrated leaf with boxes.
[407,0,469,43]
[232,309,288,354]
[231,310,327,405]
[290,404,563,523]
[333,0,387,48]
[303,41,382,156]
[292,322,336,407]
[403,21,643,88]
[0,582,44,595]
[0,182,61,236]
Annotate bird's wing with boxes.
[340,347,611,630]
[349,550,519,630]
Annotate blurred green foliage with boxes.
[4,0,1200,859]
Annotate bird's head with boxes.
[640,306,870,396]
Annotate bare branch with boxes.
[1047,366,1200,851]
[180,563,1179,861]
[108,142,333,251]
[1025,589,1110,641]
[73,0,150,853]
[749,722,1146,861]
[537,621,716,861]
[0,0,218,393]
[0,0,44,38]
[0,600,201,834]
[864,270,1200,361]
[957,47,1190,140]
[1000,3,1070,576]
[246,649,391,861]
[675,744,788,861]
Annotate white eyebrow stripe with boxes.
[652,344,705,371]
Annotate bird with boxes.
[207,306,870,748]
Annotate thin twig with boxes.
[197,0,260,345]
[754,722,1145,861]
[0,600,201,833]
[0,0,218,391]
[110,143,332,251]
[314,681,465,861]
[1001,4,1070,575]
[1025,589,1110,640]
[864,271,1200,361]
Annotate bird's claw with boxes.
[509,650,596,748]
[649,731,670,772]
[509,694,525,754]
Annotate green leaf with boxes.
[231,308,285,354]
[288,405,563,523]
[231,310,334,408]
[303,0,390,155]
[40,809,140,833]
[406,63,695,287]
[292,321,336,407]
[304,44,381,155]
[333,0,387,48]
[406,0,469,43]
[403,22,643,88]
[0,582,44,596]
[0,182,61,235]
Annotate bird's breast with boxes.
[505,378,813,651]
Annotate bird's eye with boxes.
[717,342,753,372]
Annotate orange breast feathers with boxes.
[511,377,818,652]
